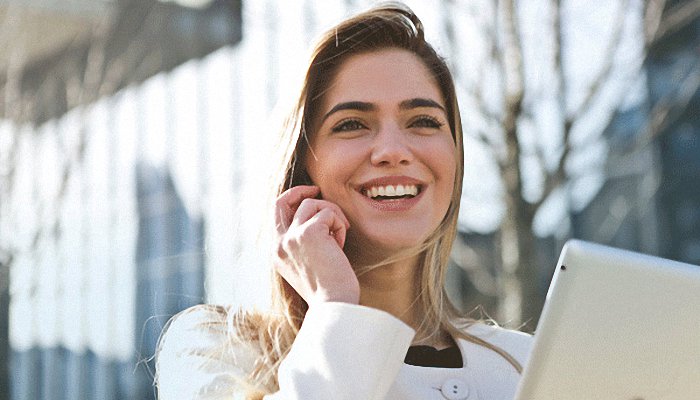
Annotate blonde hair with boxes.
[159,3,521,398]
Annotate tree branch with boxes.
[498,0,526,199]
[648,0,700,47]
[535,0,568,210]
[444,0,502,159]
[538,0,633,211]
[643,0,668,47]
[500,0,525,108]
[570,0,631,122]
[629,62,700,153]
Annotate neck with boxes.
[356,253,423,331]
[345,240,452,348]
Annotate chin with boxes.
[347,226,431,258]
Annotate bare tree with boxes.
[444,0,700,330]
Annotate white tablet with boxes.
[514,240,700,400]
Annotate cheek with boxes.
[441,162,457,202]
[305,142,353,189]
[430,140,457,182]
[304,143,329,184]
[432,142,458,205]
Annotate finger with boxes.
[305,207,348,248]
[275,186,320,232]
[330,223,347,248]
[292,198,350,230]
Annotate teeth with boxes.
[364,184,419,199]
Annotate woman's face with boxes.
[305,48,457,257]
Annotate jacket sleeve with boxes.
[156,303,415,400]
[266,302,415,400]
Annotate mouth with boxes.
[361,184,422,201]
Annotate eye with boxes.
[409,115,444,129]
[332,118,367,132]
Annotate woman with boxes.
[157,3,532,399]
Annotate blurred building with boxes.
[651,0,700,265]
[573,0,700,266]
[0,1,241,399]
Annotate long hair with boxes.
[160,3,521,398]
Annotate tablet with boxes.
[514,240,700,400]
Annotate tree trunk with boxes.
[497,194,541,331]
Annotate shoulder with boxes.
[461,322,533,368]
[156,304,261,399]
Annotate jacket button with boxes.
[440,378,469,400]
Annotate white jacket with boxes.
[157,302,532,400]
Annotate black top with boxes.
[404,345,463,368]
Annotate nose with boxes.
[370,123,413,167]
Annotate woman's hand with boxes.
[274,185,360,306]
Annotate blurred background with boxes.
[0,0,697,398]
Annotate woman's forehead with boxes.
[321,48,444,110]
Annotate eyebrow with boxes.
[320,97,446,124]
[321,101,375,123]
[399,98,445,112]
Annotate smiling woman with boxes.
[156,3,532,399]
